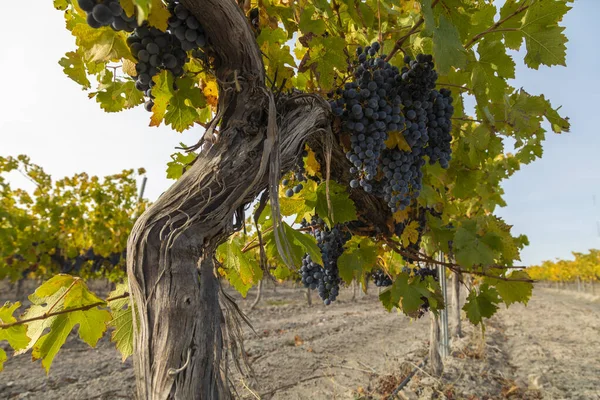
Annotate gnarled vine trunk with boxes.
[126,1,393,398]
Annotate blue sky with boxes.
[493,0,600,265]
[1,1,598,266]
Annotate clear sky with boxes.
[1,1,599,266]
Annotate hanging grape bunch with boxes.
[371,269,393,287]
[127,25,189,111]
[328,42,454,212]
[77,0,138,31]
[79,0,209,113]
[300,216,350,305]
[166,1,207,51]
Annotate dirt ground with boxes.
[0,282,598,400]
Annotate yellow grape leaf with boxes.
[393,208,410,224]
[258,6,278,30]
[305,147,320,176]
[120,0,135,17]
[385,131,412,151]
[401,221,421,247]
[16,275,111,373]
[107,283,134,361]
[202,79,219,108]
[399,0,421,13]
[150,70,175,127]
[0,302,31,372]
[122,59,137,77]
[147,0,170,31]
[71,24,132,63]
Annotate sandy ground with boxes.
[0,282,598,400]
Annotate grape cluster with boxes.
[166,1,207,52]
[301,253,322,289]
[300,217,351,305]
[328,43,454,212]
[371,269,393,287]
[81,0,209,113]
[380,148,425,212]
[78,0,138,32]
[127,25,189,111]
[414,267,438,281]
[423,88,453,168]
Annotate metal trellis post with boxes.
[438,252,450,358]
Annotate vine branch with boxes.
[464,3,530,49]
[0,292,129,330]
[384,239,533,282]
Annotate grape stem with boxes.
[45,278,79,316]
[436,82,473,93]
[384,239,533,282]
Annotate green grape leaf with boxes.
[520,0,570,69]
[432,14,467,74]
[258,27,296,90]
[166,151,197,180]
[337,237,378,284]
[264,221,322,266]
[59,50,91,89]
[133,0,151,21]
[299,6,327,35]
[453,220,502,267]
[71,24,132,63]
[463,284,501,326]
[484,270,533,307]
[16,275,111,373]
[477,38,515,79]
[279,179,318,221]
[164,96,199,132]
[306,36,347,90]
[271,264,294,281]
[163,77,207,132]
[93,73,145,113]
[425,214,454,254]
[53,0,68,10]
[107,283,133,361]
[379,273,435,317]
[147,0,170,31]
[506,89,548,132]
[217,238,263,297]
[315,181,357,227]
[0,302,31,372]
[544,104,570,134]
[422,0,467,74]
